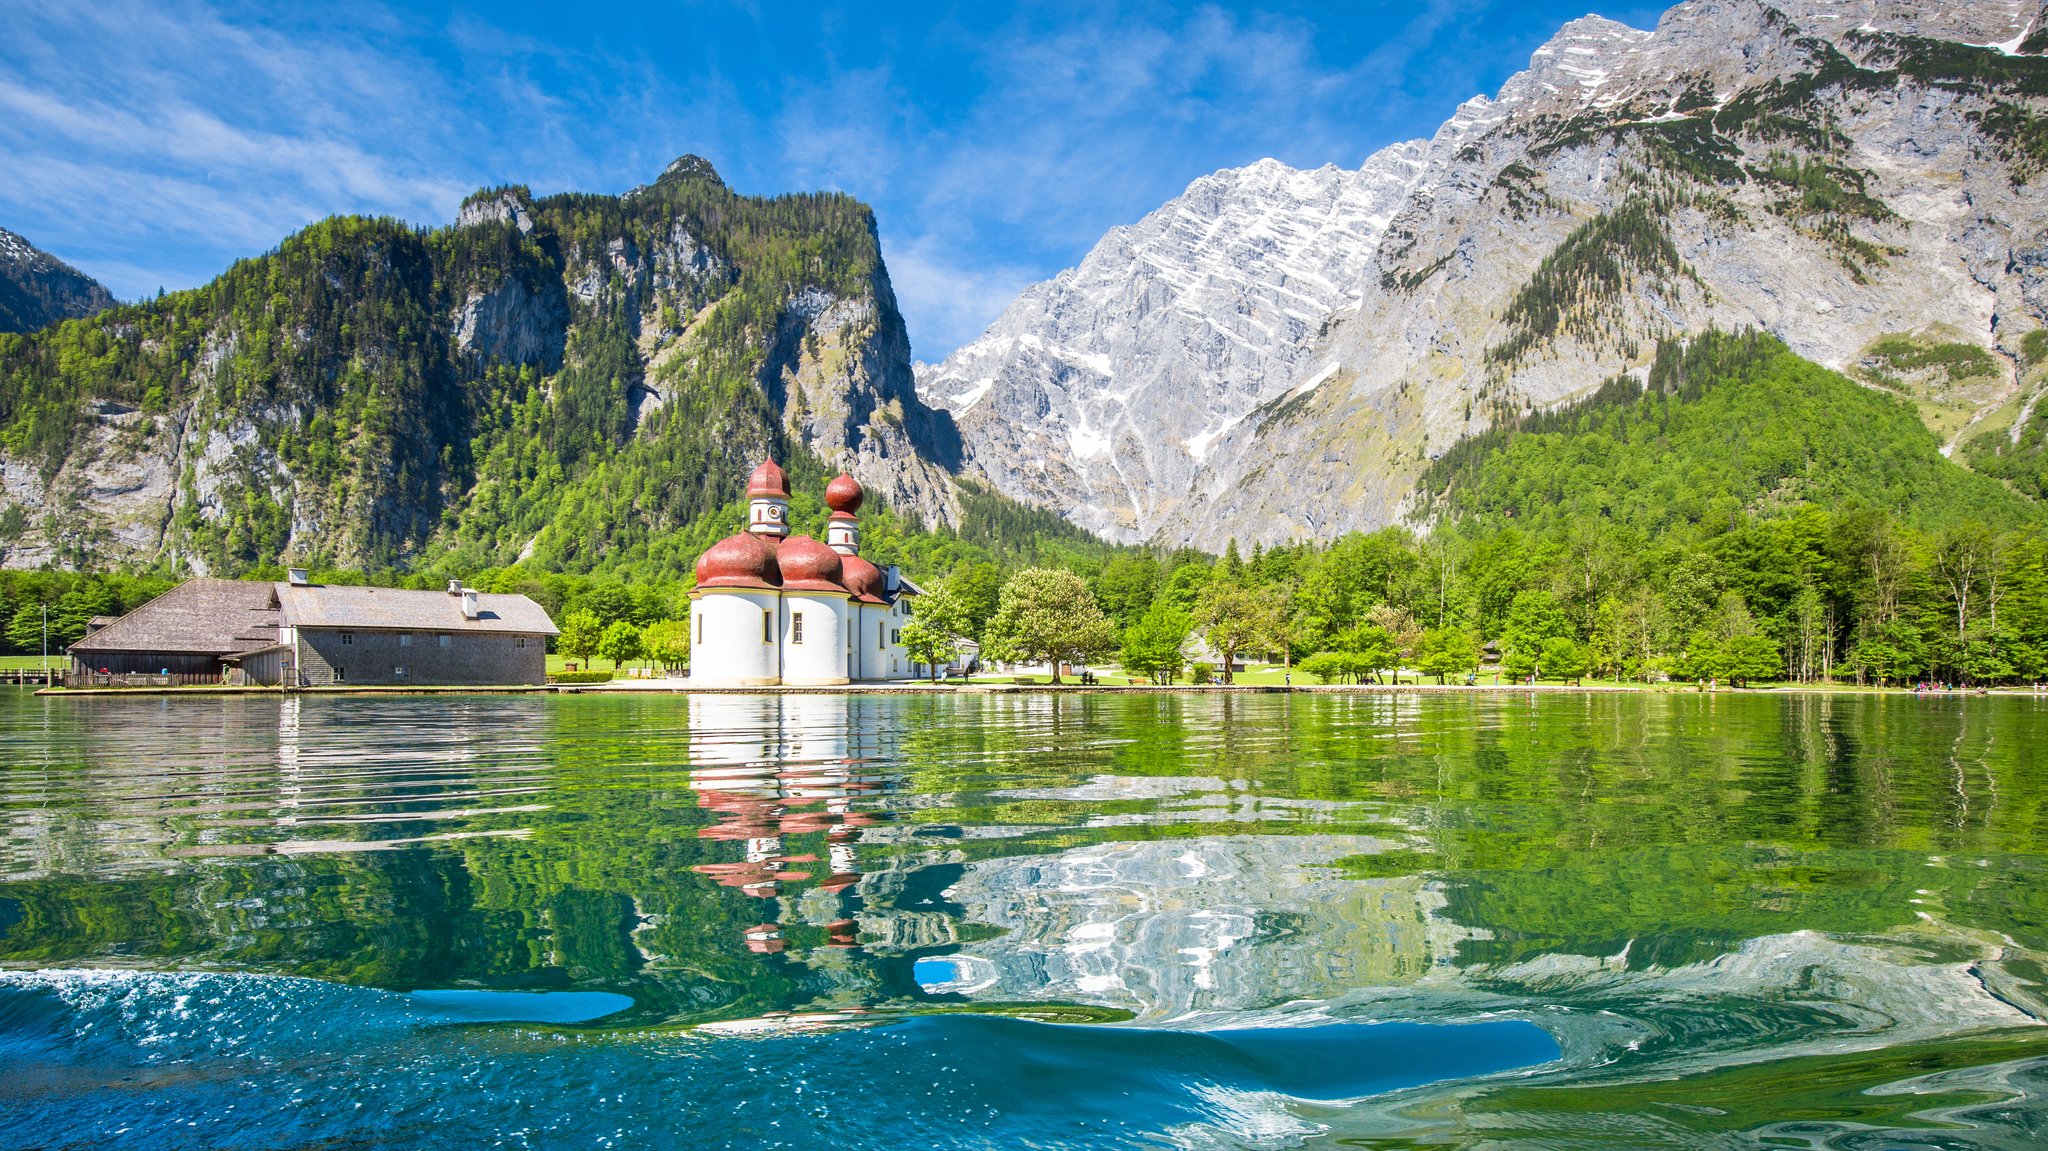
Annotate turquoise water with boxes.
[2,690,2046,1147]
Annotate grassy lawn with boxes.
[0,655,61,671]
[545,654,678,677]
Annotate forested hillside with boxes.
[1014,332,2048,689]
[0,157,975,579]
[1418,330,2040,534]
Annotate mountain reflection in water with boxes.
[2,689,2046,1148]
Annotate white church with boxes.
[689,460,924,686]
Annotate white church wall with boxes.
[692,589,781,686]
[781,592,850,686]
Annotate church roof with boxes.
[825,473,863,514]
[746,459,789,498]
[778,535,849,594]
[840,554,889,604]
[696,531,783,591]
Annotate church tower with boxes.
[747,459,790,537]
[825,473,862,555]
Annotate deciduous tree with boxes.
[981,568,1117,684]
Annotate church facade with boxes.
[689,460,922,686]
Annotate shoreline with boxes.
[30,681,2045,699]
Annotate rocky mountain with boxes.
[0,227,115,334]
[927,0,2048,547]
[918,150,1427,542]
[0,157,966,574]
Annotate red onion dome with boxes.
[840,553,889,604]
[695,531,782,590]
[824,473,864,515]
[746,458,789,498]
[778,535,848,593]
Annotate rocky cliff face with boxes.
[1178,0,2048,547]
[932,0,2048,547]
[917,150,1426,542]
[0,227,115,334]
[0,158,963,573]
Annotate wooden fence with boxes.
[64,672,226,689]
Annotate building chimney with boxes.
[447,580,462,595]
[461,588,480,620]
[287,567,310,586]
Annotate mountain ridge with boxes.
[0,157,973,576]
[923,0,2048,547]
[0,227,115,335]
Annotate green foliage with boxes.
[549,669,615,684]
[1863,336,1997,382]
[1539,635,1590,681]
[1095,554,1160,628]
[640,619,690,671]
[899,585,968,681]
[1193,580,1285,684]
[1749,153,1900,275]
[1428,330,2037,537]
[1120,599,1191,685]
[1501,590,1571,679]
[597,620,643,668]
[946,562,1004,641]
[1297,650,1374,685]
[1415,626,1482,683]
[559,610,602,667]
[981,567,1118,683]
[0,570,177,654]
[1489,197,1686,367]
[0,157,1114,589]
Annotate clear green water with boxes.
[2,689,2046,1148]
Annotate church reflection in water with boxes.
[676,693,1476,1026]
[686,695,892,957]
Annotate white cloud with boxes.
[0,0,1579,356]
[881,235,1041,366]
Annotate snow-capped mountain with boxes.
[926,0,2048,546]
[0,227,114,333]
[916,147,1427,542]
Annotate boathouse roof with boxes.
[275,583,560,636]
[68,579,282,656]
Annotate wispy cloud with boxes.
[0,0,1663,353]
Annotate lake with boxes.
[1,688,2045,1148]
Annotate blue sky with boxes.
[0,0,1667,360]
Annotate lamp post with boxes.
[41,603,48,683]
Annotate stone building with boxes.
[67,572,558,687]
[277,574,558,686]
[689,461,923,686]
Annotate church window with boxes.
[792,612,805,644]
[696,614,703,645]
[763,610,773,644]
